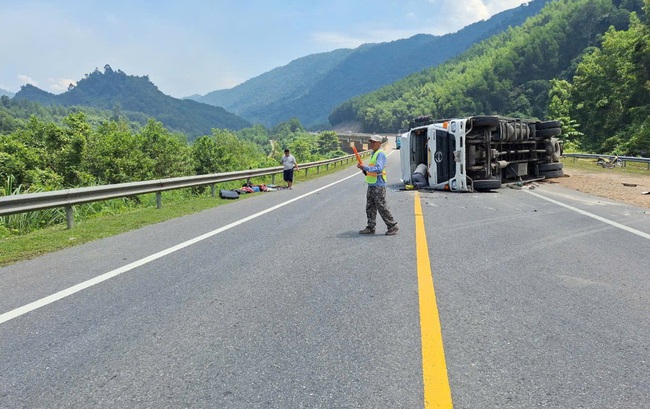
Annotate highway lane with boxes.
[420,182,650,408]
[1,146,649,408]
[0,153,425,408]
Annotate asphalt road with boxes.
[1,148,649,408]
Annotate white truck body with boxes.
[400,116,563,192]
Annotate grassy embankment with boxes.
[561,156,650,175]
[1,162,358,267]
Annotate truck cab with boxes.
[400,115,563,192]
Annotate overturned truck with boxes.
[400,116,563,192]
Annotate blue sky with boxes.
[0,0,529,98]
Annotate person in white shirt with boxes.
[280,149,299,189]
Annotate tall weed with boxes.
[1,176,65,236]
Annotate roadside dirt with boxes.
[540,165,650,210]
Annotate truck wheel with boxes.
[473,179,502,191]
[538,162,563,172]
[537,128,562,138]
[540,170,564,179]
[536,120,562,130]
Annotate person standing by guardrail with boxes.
[357,135,399,236]
[281,148,299,189]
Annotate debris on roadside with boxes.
[506,179,543,190]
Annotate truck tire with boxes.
[538,162,563,172]
[517,122,530,140]
[540,169,564,179]
[536,120,562,130]
[472,179,502,191]
[506,123,516,141]
[537,128,562,138]
[471,116,501,128]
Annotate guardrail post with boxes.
[210,184,216,197]
[65,206,74,229]
[272,174,276,184]
[156,192,162,209]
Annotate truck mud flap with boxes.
[540,170,564,179]
[538,162,563,172]
[472,179,502,191]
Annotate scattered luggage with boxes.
[219,189,239,199]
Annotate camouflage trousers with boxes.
[365,186,397,230]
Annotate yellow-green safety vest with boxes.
[365,149,387,184]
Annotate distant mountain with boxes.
[0,88,14,98]
[194,48,353,124]
[328,0,640,133]
[12,66,250,140]
[192,0,552,128]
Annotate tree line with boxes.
[0,105,345,237]
[0,109,344,193]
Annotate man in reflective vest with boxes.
[357,135,399,235]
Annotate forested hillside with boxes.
[12,66,251,140]
[329,0,648,156]
[193,0,553,128]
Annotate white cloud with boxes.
[311,32,366,49]
[49,78,77,93]
[17,75,37,86]
[420,0,527,35]
[312,27,424,49]
[484,0,530,14]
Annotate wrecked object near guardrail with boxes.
[399,115,564,192]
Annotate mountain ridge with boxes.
[0,88,14,98]
[12,66,250,140]
[192,0,553,127]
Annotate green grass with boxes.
[0,160,357,267]
[561,157,650,175]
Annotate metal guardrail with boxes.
[562,153,650,169]
[0,151,372,228]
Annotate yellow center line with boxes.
[415,192,453,408]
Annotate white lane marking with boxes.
[526,190,650,240]
[1,172,361,325]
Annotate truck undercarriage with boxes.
[401,116,563,192]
